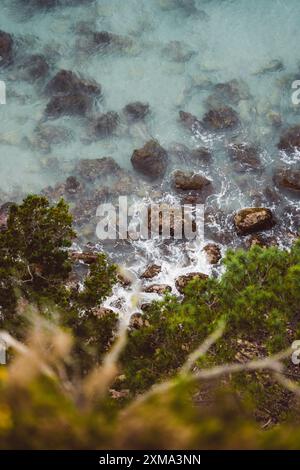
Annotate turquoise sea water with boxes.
[0,0,299,315]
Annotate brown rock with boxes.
[91,111,120,137]
[46,69,101,97]
[202,107,239,130]
[143,284,171,294]
[141,264,161,279]
[203,243,221,264]
[175,272,208,294]
[45,94,91,118]
[129,312,150,330]
[131,140,168,179]
[71,251,99,264]
[234,208,276,235]
[173,170,212,191]
[273,168,300,193]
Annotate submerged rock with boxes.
[0,30,13,67]
[255,59,284,75]
[46,69,101,97]
[173,170,212,191]
[158,0,198,15]
[91,112,120,138]
[203,243,221,264]
[45,94,91,118]
[273,168,300,193]
[162,40,195,63]
[92,31,134,54]
[202,107,239,130]
[76,157,121,182]
[212,79,250,106]
[19,54,49,81]
[278,126,300,152]
[228,143,262,172]
[179,111,202,133]
[131,140,168,179]
[234,208,276,235]
[123,102,150,121]
[175,272,208,294]
[141,264,161,279]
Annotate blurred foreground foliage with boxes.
[0,196,300,449]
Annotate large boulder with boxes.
[0,30,13,66]
[273,168,300,193]
[46,69,101,97]
[45,94,91,118]
[234,208,276,235]
[202,107,239,130]
[131,140,168,179]
[175,272,208,294]
[228,143,262,172]
[173,170,212,191]
[278,126,300,152]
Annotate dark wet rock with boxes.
[76,157,121,182]
[143,284,171,294]
[169,143,212,164]
[91,111,120,138]
[255,59,284,75]
[234,208,276,235]
[212,79,250,106]
[278,126,300,152]
[70,251,99,265]
[228,143,262,172]
[92,31,134,53]
[179,111,202,133]
[273,168,300,193]
[46,69,101,97]
[202,107,239,130]
[129,312,150,330]
[45,94,91,118]
[0,30,13,67]
[123,102,150,121]
[175,272,208,294]
[141,264,161,279]
[162,40,195,63]
[131,140,168,179]
[203,243,221,264]
[268,111,282,128]
[173,170,212,191]
[19,54,49,81]
[65,176,81,195]
[191,147,212,163]
[0,202,13,230]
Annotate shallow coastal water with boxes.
[0,0,299,318]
